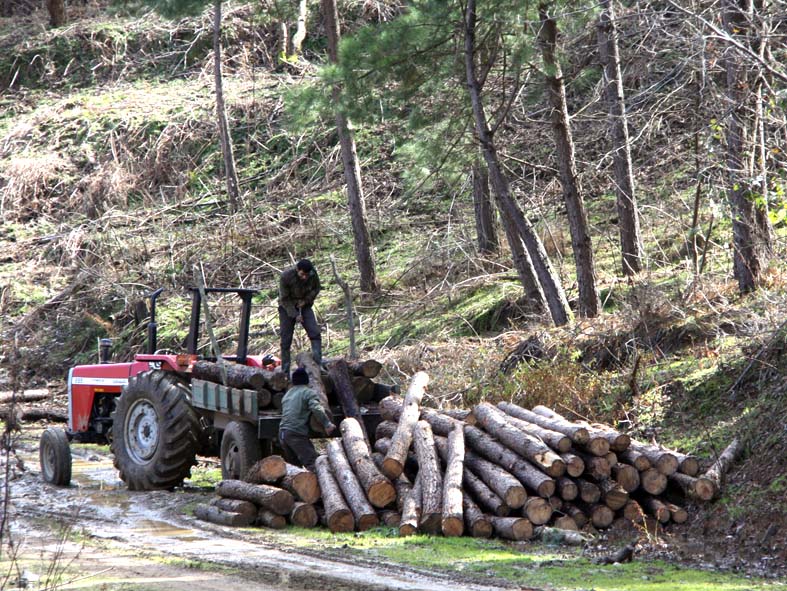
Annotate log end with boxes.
[381,458,404,481]
[358,514,381,531]
[470,521,493,538]
[612,434,631,453]
[545,460,566,479]
[693,477,717,501]
[291,472,321,504]
[657,454,680,476]
[505,487,528,510]
[368,481,397,509]
[511,518,535,541]
[328,510,355,533]
[290,503,319,528]
[537,481,557,499]
[587,438,611,457]
[524,498,553,526]
[399,523,418,537]
[419,513,442,535]
[441,516,464,537]
[553,515,579,531]
[679,457,700,477]
[573,428,590,445]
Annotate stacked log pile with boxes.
[196,369,736,542]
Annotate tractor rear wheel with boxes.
[111,370,200,490]
[220,421,261,480]
[39,428,72,486]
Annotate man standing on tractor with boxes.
[278,259,321,376]
[279,367,336,471]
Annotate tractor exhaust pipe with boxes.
[147,288,165,354]
[98,338,113,364]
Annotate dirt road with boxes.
[4,436,519,591]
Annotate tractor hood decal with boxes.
[71,377,129,386]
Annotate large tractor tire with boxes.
[111,370,200,490]
[220,421,261,480]
[39,427,72,486]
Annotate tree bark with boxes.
[464,0,571,326]
[489,516,534,541]
[497,402,571,452]
[463,494,493,538]
[641,496,671,523]
[473,403,565,477]
[538,2,600,318]
[399,475,422,536]
[209,497,258,523]
[339,418,395,508]
[619,448,651,471]
[626,440,678,475]
[500,205,548,311]
[702,437,742,496]
[216,480,294,515]
[329,359,368,442]
[597,0,643,275]
[322,0,378,294]
[441,424,465,536]
[314,455,354,532]
[462,466,509,516]
[412,421,443,533]
[472,159,499,254]
[295,352,333,433]
[463,425,556,498]
[672,452,700,477]
[46,0,66,27]
[245,455,287,484]
[326,440,379,529]
[669,471,716,501]
[194,503,254,527]
[0,389,50,404]
[213,0,240,212]
[256,509,287,529]
[291,0,308,57]
[192,360,287,391]
[383,372,429,479]
[281,462,321,504]
[508,404,589,444]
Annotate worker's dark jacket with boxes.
[278,267,321,318]
[279,385,332,436]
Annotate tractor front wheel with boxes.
[111,370,200,490]
[39,427,72,486]
[220,421,261,480]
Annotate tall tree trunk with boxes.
[214,0,241,213]
[538,4,600,318]
[597,0,643,276]
[500,209,547,312]
[276,21,289,68]
[464,0,571,326]
[722,0,762,293]
[472,160,499,254]
[46,0,66,26]
[751,1,773,253]
[291,0,309,57]
[322,0,379,294]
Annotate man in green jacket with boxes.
[279,259,321,376]
[278,368,335,471]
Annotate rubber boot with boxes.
[281,349,291,377]
[311,339,322,367]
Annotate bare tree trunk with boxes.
[322,0,379,294]
[597,0,643,276]
[538,3,599,318]
[472,160,499,254]
[500,213,547,312]
[214,0,240,213]
[46,0,66,26]
[276,21,289,68]
[722,0,762,293]
[464,0,571,326]
[291,0,309,57]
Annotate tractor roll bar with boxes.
[186,287,259,364]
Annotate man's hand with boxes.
[325,422,337,435]
[296,313,303,323]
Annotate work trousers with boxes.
[279,305,321,373]
[278,429,319,472]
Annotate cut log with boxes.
[314,455,354,533]
[490,516,534,541]
[463,494,493,538]
[373,437,419,477]
[703,437,742,496]
[561,453,585,478]
[272,391,284,410]
[611,463,640,492]
[256,508,287,529]
[622,499,644,523]
[473,403,565,477]
[209,497,258,522]
[598,479,629,511]
[441,424,465,537]
[0,389,50,405]
[216,480,294,515]
[552,515,579,531]
[295,352,332,433]
[589,423,631,452]
[0,407,67,423]
[463,467,509,516]
[620,448,651,471]
[413,421,443,534]
[605,451,618,468]
[666,502,688,524]
[640,468,668,496]
[281,463,320,504]
[584,503,614,528]
[289,502,319,527]
[352,376,376,403]
[340,417,396,508]
[673,452,700,477]
[497,402,572,452]
[399,476,422,536]
[627,439,679,475]
[194,503,254,527]
[393,473,413,514]
[557,477,578,501]
[669,471,716,501]
[522,497,552,525]
[563,503,588,528]
[464,449,526,509]
[641,496,670,523]
[348,359,383,378]
[192,360,287,391]
[464,425,555,498]
[442,409,470,421]
[578,452,611,480]
[329,359,368,441]
[420,408,464,436]
[375,420,398,440]
[372,382,399,402]
[379,396,402,422]
[245,455,287,484]
[383,371,429,479]
[326,440,379,530]
[379,510,401,526]
[576,479,601,504]
[548,496,563,511]
[498,403,589,444]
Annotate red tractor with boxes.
[39,287,382,489]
